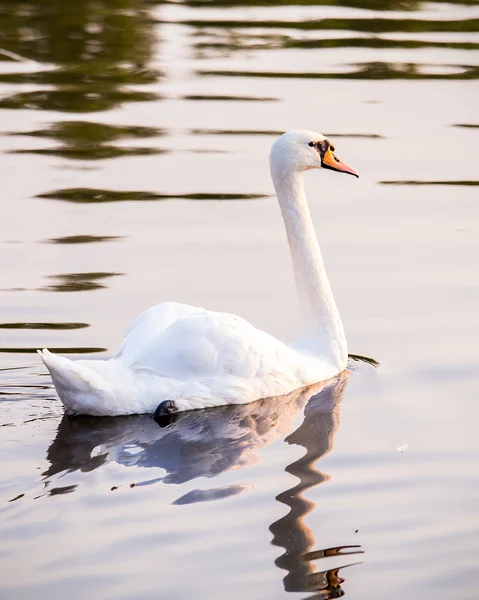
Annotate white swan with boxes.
[39,130,358,417]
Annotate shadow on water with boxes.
[31,374,361,595]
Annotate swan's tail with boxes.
[38,348,106,415]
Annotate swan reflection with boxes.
[270,375,363,598]
[45,378,334,485]
[44,372,362,596]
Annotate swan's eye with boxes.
[330,145,336,152]
[308,141,315,147]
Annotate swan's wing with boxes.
[115,302,204,366]
[129,309,295,380]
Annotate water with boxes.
[0,1,478,598]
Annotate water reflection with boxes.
[43,378,338,483]
[1,0,475,596]
[11,121,163,161]
[191,129,383,138]
[42,271,123,292]
[15,121,162,144]
[0,0,158,113]
[179,0,475,9]
[184,14,479,34]
[187,8,479,80]
[200,63,479,80]
[0,88,159,113]
[12,143,162,160]
[182,94,278,101]
[0,322,89,330]
[37,188,269,203]
[270,375,363,598]
[46,235,124,244]
[40,374,360,595]
[0,346,105,354]
[380,180,479,186]
[0,0,160,188]
[196,36,479,53]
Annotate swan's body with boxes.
[39,130,359,416]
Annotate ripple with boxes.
[41,272,123,292]
[196,36,479,52]
[199,62,479,80]
[0,89,160,113]
[348,353,380,367]
[12,146,163,160]
[191,128,284,136]
[173,484,252,505]
[11,121,164,160]
[46,235,124,244]
[181,17,479,34]
[37,188,269,204]
[380,180,479,186]
[191,128,384,138]
[22,121,166,139]
[0,322,89,330]
[0,49,33,63]
[0,65,160,86]
[182,94,278,101]
[0,347,106,354]
[175,0,478,8]
[13,121,163,143]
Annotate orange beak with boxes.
[322,148,359,178]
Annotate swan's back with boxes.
[121,307,294,380]
[115,302,202,366]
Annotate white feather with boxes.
[39,130,358,416]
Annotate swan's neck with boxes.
[274,170,347,368]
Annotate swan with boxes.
[38,130,359,417]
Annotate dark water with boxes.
[1,1,478,598]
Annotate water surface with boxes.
[1,1,478,599]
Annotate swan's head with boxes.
[270,130,359,180]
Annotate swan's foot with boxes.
[154,400,179,428]
[153,400,178,424]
